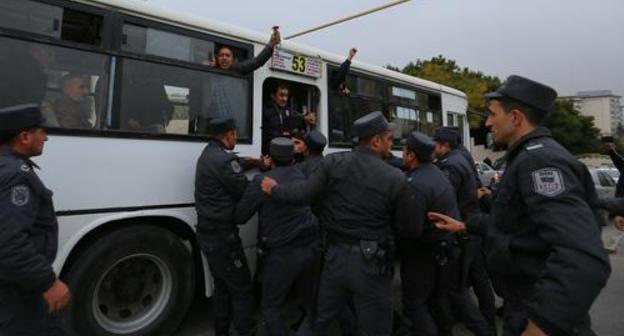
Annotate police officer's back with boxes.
[194,118,254,336]
[262,111,418,335]
[0,104,70,335]
[431,75,611,336]
[235,137,320,335]
[399,131,459,336]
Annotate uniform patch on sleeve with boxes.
[230,160,242,173]
[531,168,565,197]
[11,185,30,206]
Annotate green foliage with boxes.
[543,100,602,154]
[393,55,603,154]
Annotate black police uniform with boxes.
[194,120,254,336]
[465,76,611,335]
[269,112,418,336]
[434,132,492,336]
[400,132,461,336]
[0,105,64,335]
[234,138,320,335]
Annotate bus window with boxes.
[122,24,215,65]
[0,37,109,129]
[262,78,320,153]
[0,0,103,46]
[118,58,250,139]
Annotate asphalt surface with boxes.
[175,249,624,336]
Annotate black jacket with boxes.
[465,127,611,335]
[457,144,482,188]
[296,154,324,178]
[271,147,419,242]
[229,44,274,74]
[194,139,248,231]
[0,148,57,294]
[436,149,480,220]
[234,166,318,248]
[401,163,458,249]
[607,148,624,197]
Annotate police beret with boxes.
[352,111,393,139]
[208,117,237,135]
[0,104,45,131]
[270,137,294,161]
[305,130,327,153]
[485,75,558,113]
[432,127,458,147]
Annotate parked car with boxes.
[589,168,616,199]
[475,161,502,187]
[600,167,620,184]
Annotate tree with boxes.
[543,100,602,154]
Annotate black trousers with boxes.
[468,246,497,333]
[261,241,320,336]
[198,232,255,336]
[442,245,492,336]
[0,289,65,336]
[315,243,393,336]
[401,249,453,336]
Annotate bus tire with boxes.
[64,225,195,336]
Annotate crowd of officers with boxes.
[194,75,611,336]
[0,72,614,336]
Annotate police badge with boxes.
[230,160,242,173]
[11,185,30,206]
[531,168,565,197]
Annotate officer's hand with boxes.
[521,320,547,336]
[269,26,281,47]
[261,177,278,195]
[614,216,624,231]
[261,155,273,170]
[427,212,466,232]
[477,187,492,199]
[348,48,357,61]
[43,279,71,312]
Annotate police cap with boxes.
[208,117,237,135]
[433,127,458,147]
[305,130,327,153]
[405,131,435,162]
[0,104,45,131]
[352,111,393,140]
[270,137,294,162]
[485,75,557,113]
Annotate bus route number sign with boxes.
[270,49,322,78]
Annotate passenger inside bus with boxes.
[0,43,52,108]
[54,73,92,129]
[262,79,319,154]
[331,47,357,95]
[122,73,174,133]
[206,27,280,74]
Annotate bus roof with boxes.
[85,0,466,99]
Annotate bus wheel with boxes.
[64,225,195,336]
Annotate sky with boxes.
[147,0,624,98]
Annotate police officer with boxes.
[295,129,327,177]
[234,137,320,335]
[399,131,460,336]
[437,127,498,334]
[0,104,70,335]
[433,127,492,336]
[261,111,418,336]
[194,117,254,336]
[430,75,611,336]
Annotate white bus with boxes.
[0,0,468,334]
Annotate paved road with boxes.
[176,252,624,336]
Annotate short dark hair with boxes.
[406,148,432,163]
[0,129,26,146]
[497,97,545,125]
[272,82,289,95]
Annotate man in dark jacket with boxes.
[430,75,611,336]
[261,111,418,336]
[194,118,254,336]
[295,130,327,177]
[235,137,320,335]
[213,27,280,74]
[0,104,70,335]
[605,143,624,197]
[400,131,461,336]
